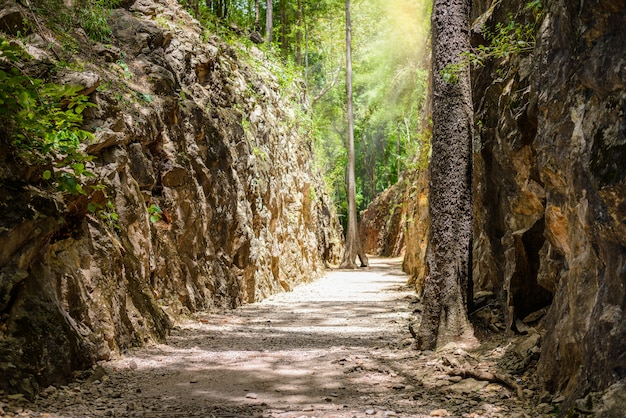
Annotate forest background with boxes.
[2,0,432,226]
[176,0,432,226]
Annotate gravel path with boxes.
[1,258,549,417]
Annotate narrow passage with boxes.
[10,258,542,417]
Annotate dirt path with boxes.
[1,258,548,417]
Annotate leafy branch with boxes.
[0,38,96,195]
[441,1,542,83]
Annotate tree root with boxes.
[448,369,524,399]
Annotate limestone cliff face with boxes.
[359,181,406,258]
[471,0,626,402]
[0,0,342,395]
[359,166,429,294]
[366,0,625,405]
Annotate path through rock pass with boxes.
[3,258,546,417]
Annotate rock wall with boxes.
[471,0,626,405]
[359,181,406,257]
[400,168,430,296]
[359,162,430,294]
[0,0,342,396]
[370,0,626,407]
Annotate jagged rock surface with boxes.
[471,0,626,408]
[0,0,342,396]
[399,168,430,295]
[358,166,429,295]
[359,182,406,257]
[363,0,626,410]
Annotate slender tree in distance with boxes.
[340,0,369,269]
[415,0,476,349]
[296,0,303,65]
[266,0,273,43]
[254,0,260,32]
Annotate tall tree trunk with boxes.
[340,0,368,269]
[304,19,309,86]
[397,131,400,181]
[223,0,228,19]
[266,0,273,43]
[254,0,260,32]
[415,0,476,350]
[296,0,303,65]
[190,0,199,17]
[280,0,288,57]
[216,0,223,18]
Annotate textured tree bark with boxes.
[254,0,260,32]
[265,0,273,43]
[296,0,303,66]
[280,0,288,56]
[415,0,475,349]
[340,0,368,270]
[190,0,199,17]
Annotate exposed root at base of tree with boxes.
[448,369,524,399]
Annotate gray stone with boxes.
[590,381,626,418]
[448,378,489,394]
[58,71,101,96]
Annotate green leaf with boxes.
[72,162,85,174]
[148,204,162,214]
[43,170,52,180]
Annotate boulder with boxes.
[0,2,30,36]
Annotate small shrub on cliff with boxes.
[147,204,163,223]
[30,0,122,43]
[442,1,542,83]
[0,38,95,195]
[89,199,119,230]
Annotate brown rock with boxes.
[469,0,626,406]
[0,2,30,36]
[58,72,101,96]
[0,0,342,398]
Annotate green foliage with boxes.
[200,29,212,43]
[30,0,122,44]
[441,1,542,83]
[475,15,536,61]
[78,0,125,42]
[89,199,120,230]
[0,38,96,195]
[309,186,317,204]
[147,204,163,223]
[252,146,268,161]
[79,2,112,42]
[154,15,173,30]
[525,0,544,17]
[311,0,432,217]
[137,91,153,103]
[116,59,133,79]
